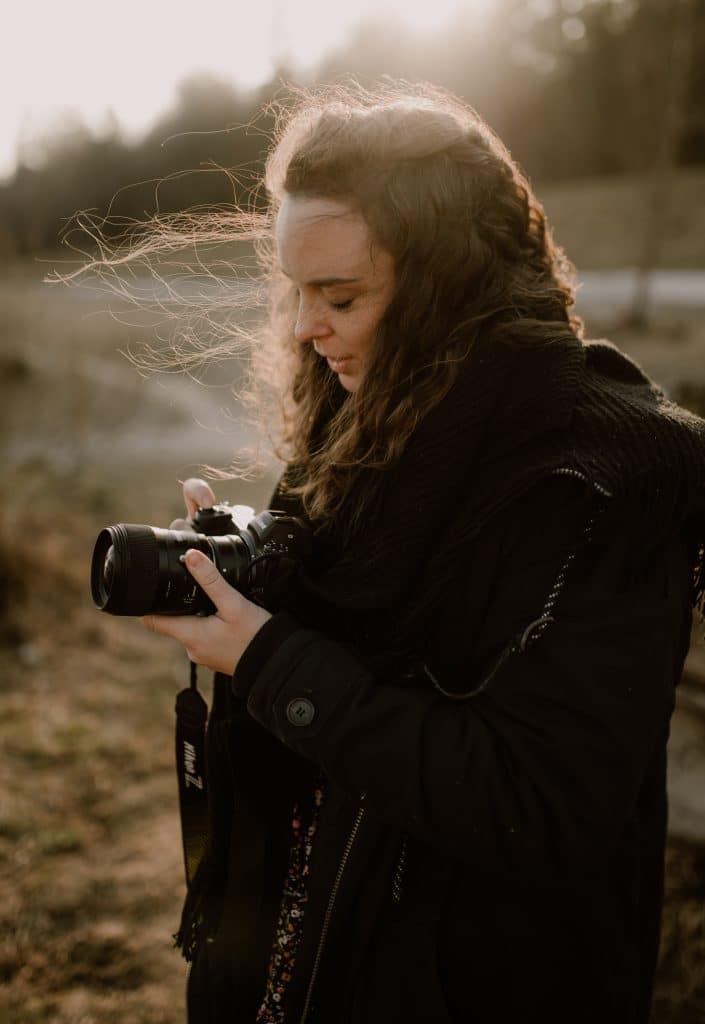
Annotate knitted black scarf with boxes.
[274,332,705,651]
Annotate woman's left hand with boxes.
[140,548,272,675]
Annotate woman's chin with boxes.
[336,369,361,393]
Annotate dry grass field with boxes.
[2,263,705,1022]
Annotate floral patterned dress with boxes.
[255,772,327,1022]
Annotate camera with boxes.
[91,503,311,616]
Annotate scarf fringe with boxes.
[174,856,220,962]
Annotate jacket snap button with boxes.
[286,697,316,727]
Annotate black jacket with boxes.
[185,472,697,1023]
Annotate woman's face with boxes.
[275,195,396,393]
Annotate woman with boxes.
[139,84,705,1023]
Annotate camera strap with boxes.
[175,660,208,887]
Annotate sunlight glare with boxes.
[1,0,492,179]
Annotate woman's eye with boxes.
[330,298,354,311]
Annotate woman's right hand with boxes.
[169,477,218,531]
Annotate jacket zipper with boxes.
[391,832,408,904]
[299,794,367,1024]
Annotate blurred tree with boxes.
[628,0,698,327]
[3,115,131,257]
[0,0,703,259]
[495,0,705,179]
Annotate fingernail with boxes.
[184,549,200,567]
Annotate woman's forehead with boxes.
[275,196,377,281]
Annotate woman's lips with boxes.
[326,355,354,373]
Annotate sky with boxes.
[0,0,491,181]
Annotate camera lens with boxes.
[91,525,161,615]
[90,511,310,617]
[91,524,250,616]
[103,545,115,591]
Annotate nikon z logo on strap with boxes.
[183,740,203,790]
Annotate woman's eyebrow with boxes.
[311,276,361,287]
[280,267,362,287]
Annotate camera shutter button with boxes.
[286,697,315,727]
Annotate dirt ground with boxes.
[2,270,705,1021]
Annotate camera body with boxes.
[91,503,310,617]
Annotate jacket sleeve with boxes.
[232,479,694,880]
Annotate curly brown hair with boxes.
[262,81,582,528]
[54,80,581,531]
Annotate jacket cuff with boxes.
[231,611,301,702]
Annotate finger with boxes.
[182,549,240,613]
[140,613,198,645]
[169,517,193,531]
[180,478,217,521]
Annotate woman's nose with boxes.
[294,297,331,344]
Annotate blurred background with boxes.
[2,0,705,1020]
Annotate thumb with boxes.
[181,549,238,612]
